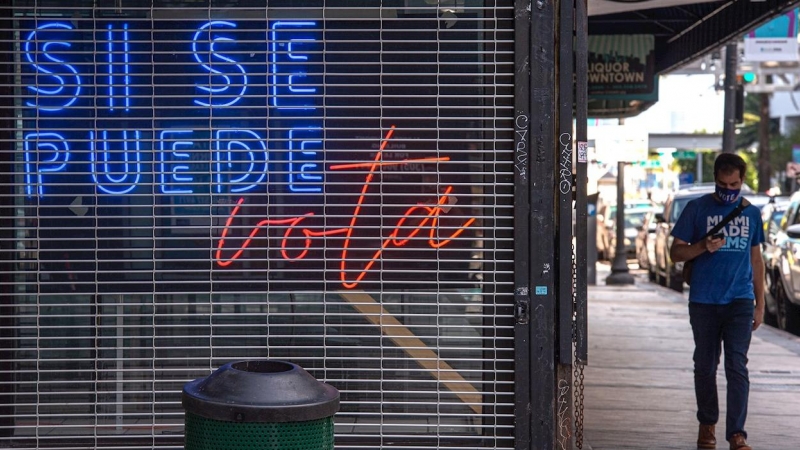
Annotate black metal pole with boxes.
[556,0,576,444]
[606,162,634,285]
[530,0,557,446]
[513,1,533,449]
[722,43,738,154]
[574,0,588,366]
[557,0,575,366]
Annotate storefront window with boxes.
[1,1,514,447]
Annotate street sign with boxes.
[673,150,697,160]
[635,159,662,168]
[678,172,695,185]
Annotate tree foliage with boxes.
[668,92,793,192]
[673,151,756,189]
[770,126,800,171]
[676,93,786,191]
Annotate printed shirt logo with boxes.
[706,215,750,251]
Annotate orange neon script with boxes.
[214,126,476,289]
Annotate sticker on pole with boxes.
[577,141,588,163]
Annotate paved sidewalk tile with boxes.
[584,265,800,450]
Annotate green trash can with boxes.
[183,360,339,450]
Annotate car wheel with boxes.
[764,271,779,327]
[763,298,779,328]
[775,277,800,334]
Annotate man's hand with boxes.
[705,235,725,253]
[753,304,765,331]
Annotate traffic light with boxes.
[735,72,757,85]
[733,72,756,124]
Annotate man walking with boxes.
[669,153,765,450]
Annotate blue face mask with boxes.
[715,185,741,204]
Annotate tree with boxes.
[674,152,715,184]
[674,151,757,189]
[734,92,780,192]
[769,126,800,193]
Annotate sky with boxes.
[621,74,725,134]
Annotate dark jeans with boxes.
[689,299,754,441]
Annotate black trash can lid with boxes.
[182,360,340,423]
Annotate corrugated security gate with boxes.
[0,1,522,449]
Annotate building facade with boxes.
[1,1,574,449]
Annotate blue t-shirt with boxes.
[670,194,764,304]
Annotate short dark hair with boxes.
[714,153,747,180]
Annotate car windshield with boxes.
[671,198,696,222]
[624,212,648,229]
[772,210,786,228]
[608,200,655,217]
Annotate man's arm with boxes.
[670,235,725,263]
[751,244,765,331]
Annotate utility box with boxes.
[183,360,339,450]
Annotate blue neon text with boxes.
[24,23,82,112]
[22,20,323,197]
[90,130,142,195]
[288,127,322,193]
[192,21,248,108]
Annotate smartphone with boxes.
[711,232,725,239]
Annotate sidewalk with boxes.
[583,264,800,450]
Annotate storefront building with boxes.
[0,1,569,449]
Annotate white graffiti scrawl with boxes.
[515,114,529,180]
[558,132,572,195]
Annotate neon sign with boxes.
[21,19,322,197]
[270,21,318,109]
[215,127,476,289]
[106,24,131,111]
[90,130,141,195]
[24,132,69,197]
[288,127,322,193]
[19,18,478,288]
[192,21,248,108]
[24,23,82,112]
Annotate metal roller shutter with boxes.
[0,1,515,448]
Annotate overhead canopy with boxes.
[588,0,800,117]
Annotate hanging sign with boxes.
[588,34,657,101]
[743,9,799,62]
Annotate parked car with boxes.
[747,193,776,212]
[597,199,656,261]
[653,185,712,292]
[763,192,800,332]
[761,197,790,327]
[608,206,658,261]
[762,196,790,244]
[635,209,660,281]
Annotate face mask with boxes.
[715,185,741,204]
